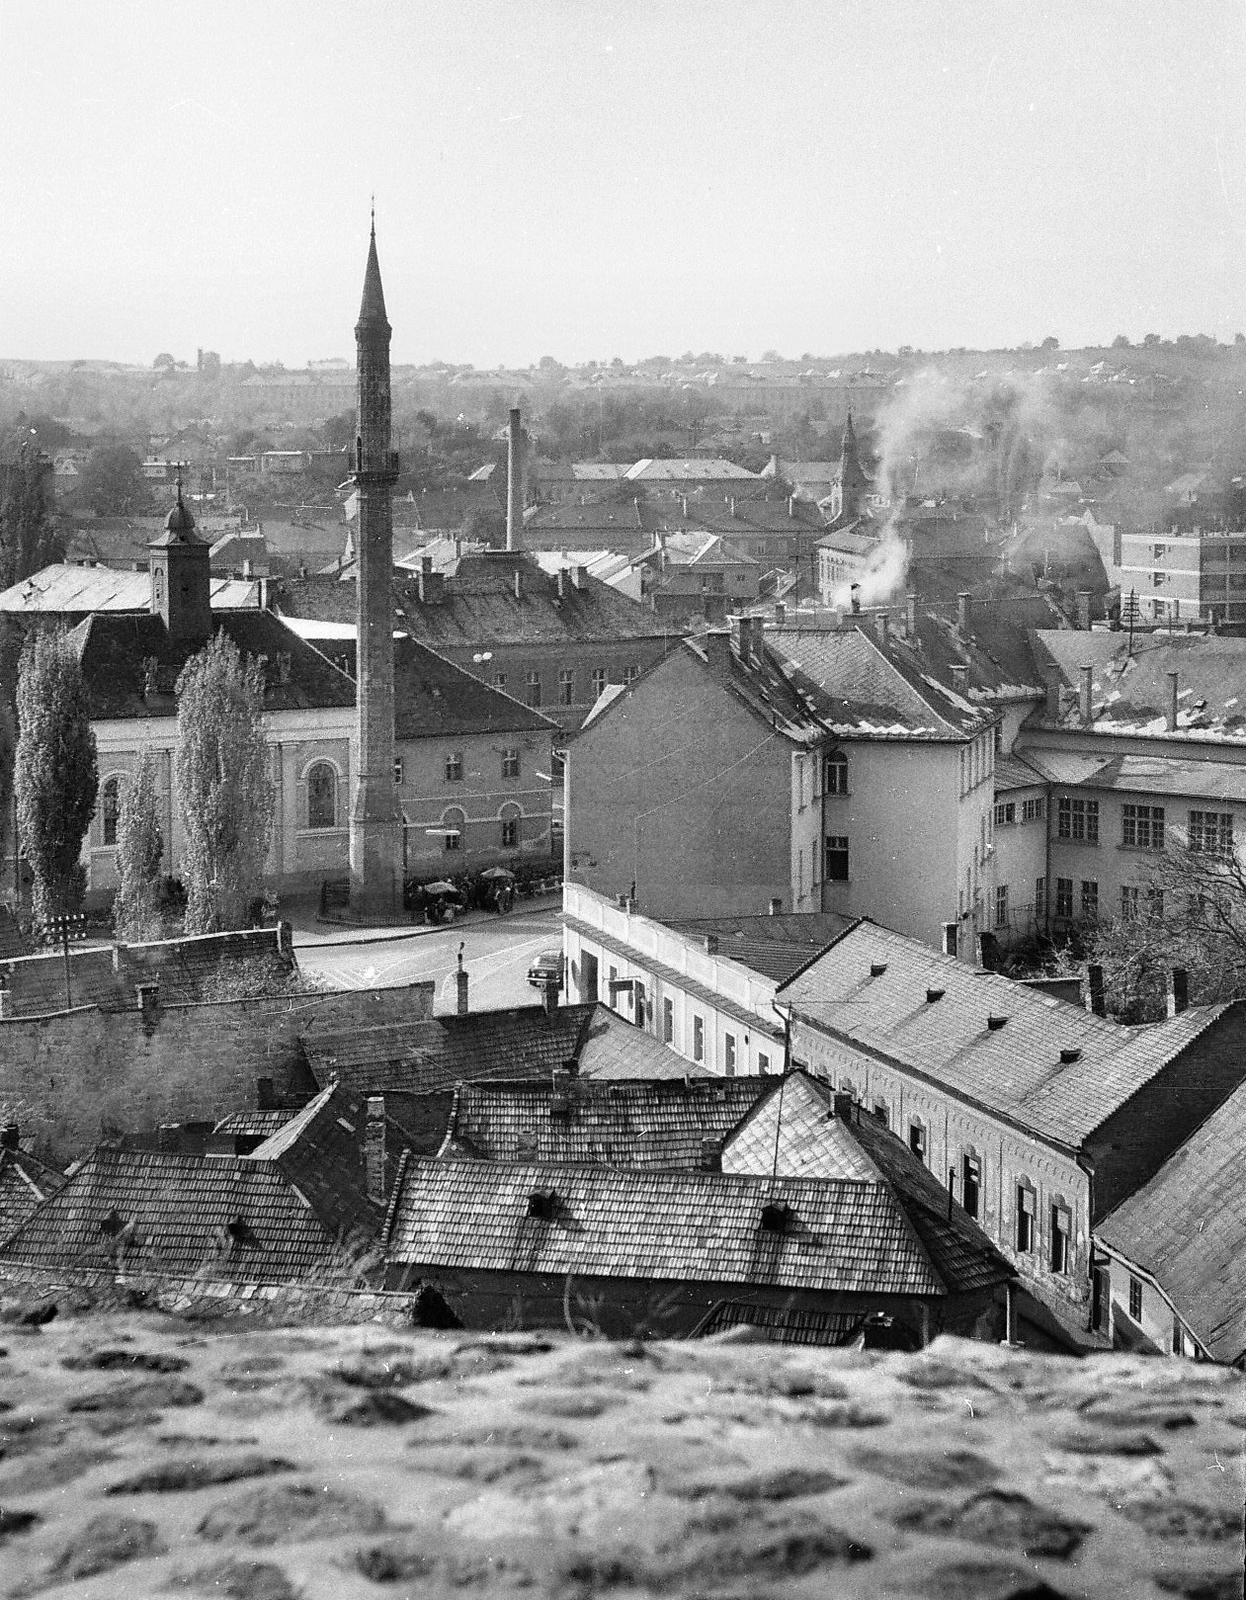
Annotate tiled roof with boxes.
[1096,1081,1246,1364]
[692,1299,868,1346]
[0,564,259,616]
[1029,630,1246,745]
[994,753,1047,792]
[0,1147,66,1239]
[0,1146,365,1284]
[663,913,857,984]
[212,1110,296,1139]
[387,1160,949,1297]
[393,637,555,739]
[575,1011,708,1078]
[440,1076,767,1166]
[777,920,1238,1150]
[67,610,355,720]
[1019,749,1246,805]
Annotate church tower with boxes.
[830,410,870,524]
[148,477,212,643]
[349,217,402,913]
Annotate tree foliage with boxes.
[79,444,146,516]
[112,752,164,941]
[0,443,62,588]
[15,629,98,925]
[174,633,274,933]
[1081,834,1246,1021]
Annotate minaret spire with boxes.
[349,215,401,914]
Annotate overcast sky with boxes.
[3,0,1243,366]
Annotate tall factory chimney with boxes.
[348,213,402,914]
[506,406,525,551]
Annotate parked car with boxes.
[527,949,565,989]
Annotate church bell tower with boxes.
[349,216,402,913]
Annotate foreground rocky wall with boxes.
[0,1298,1241,1599]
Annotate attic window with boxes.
[869,963,887,978]
[926,987,946,1004]
[98,1209,126,1237]
[760,1201,792,1234]
[226,1216,257,1246]
[987,1015,1008,1031]
[527,1189,558,1220]
[1059,1047,1082,1064]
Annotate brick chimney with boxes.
[455,944,469,1015]
[957,591,972,636]
[876,611,890,646]
[1044,666,1062,720]
[942,922,958,957]
[703,630,732,675]
[1076,591,1092,631]
[365,1095,387,1205]
[1167,967,1189,1016]
[1166,670,1179,731]
[1085,964,1106,1017]
[506,407,525,552]
[1079,664,1093,725]
[906,593,918,639]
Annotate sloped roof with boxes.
[440,1076,767,1166]
[994,752,1047,792]
[625,459,761,482]
[1028,630,1246,745]
[68,610,355,720]
[0,564,258,616]
[0,1146,66,1239]
[663,913,857,983]
[393,637,555,739]
[387,1160,949,1296]
[213,1109,294,1140]
[1096,1080,1246,1364]
[1020,749,1246,805]
[777,920,1238,1150]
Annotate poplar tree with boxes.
[15,629,98,925]
[175,633,274,933]
[112,751,164,941]
[0,443,62,588]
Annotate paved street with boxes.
[292,905,564,1015]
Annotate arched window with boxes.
[102,776,122,847]
[443,807,465,852]
[307,762,337,829]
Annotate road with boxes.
[293,906,564,1016]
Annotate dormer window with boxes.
[527,1189,557,1220]
[760,1202,792,1234]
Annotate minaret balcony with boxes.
[353,448,401,478]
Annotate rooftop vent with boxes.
[760,1201,792,1234]
[1059,1047,1082,1064]
[226,1216,256,1245]
[987,1014,1008,1030]
[98,1209,126,1237]
[926,987,946,1003]
[870,962,887,978]
[526,1188,558,1221]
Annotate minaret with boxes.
[832,410,870,523]
[349,216,402,913]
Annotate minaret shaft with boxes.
[349,224,402,913]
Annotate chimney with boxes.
[542,978,559,1016]
[1076,591,1092,630]
[557,568,568,599]
[876,611,890,646]
[242,558,251,579]
[950,663,968,694]
[135,981,159,1017]
[572,565,589,589]
[774,601,786,625]
[832,1091,855,1121]
[1078,664,1093,725]
[768,897,783,915]
[1085,964,1106,1017]
[365,1095,387,1205]
[730,496,737,517]
[513,568,522,601]
[255,1075,276,1111]
[0,1123,18,1150]
[1166,670,1179,732]
[788,493,796,518]
[957,591,972,636]
[418,555,433,602]
[850,584,861,614]
[455,944,469,1015]
[1167,967,1189,1017]
[699,1135,721,1172]
[703,934,719,955]
[905,592,918,639]
[1044,665,1062,720]
[942,922,958,957]
[506,406,525,552]
[703,630,732,675]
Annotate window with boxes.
[1081,879,1099,920]
[1129,1275,1143,1322]
[1146,886,1164,920]
[1035,876,1046,916]
[591,667,607,699]
[525,671,542,708]
[824,749,848,794]
[307,762,337,829]
[994,884,1009,927]
[824,835,849,881]
[692,1015,704,1062]
[393,756,404,787]
[1055,877,1074,919]
[501,748,520,779]
[994,801,1016,827]
[1151,570,1165,588]
[662,997,673,1045]
[624,665,641,686]
[1122,803,1165,850]
[873,1101,889,1128]
[909,1121,927,1166]
[558,668,574,705]
[493,672,507,693]
[101,776,121,846]
[444,751,463,782]
[1189,810,1233,856]
[1015,1183,1035,1252]
[1022,796,1045,824]
[1121,885,1140,920]
[1050,1204,1071,1274]
[443,808,464,851]
[962,1153,981,1219]
[757,1052,771,1074]
[500,808,519,849]
[724,1034,737,1076]
[1172,1317,1184,1356]
[1057,796,1099,843]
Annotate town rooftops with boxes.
[1020,749,1246,805]
[392,636,556,740]
[66,610,355,720]
[1029,631,1246,745]
[777,920,1239,1151]
[0,1140,66,1238]
[624,458,762,482]
[439,1076,768,1167]
[1096,1080,1246,1365]
[661,913,858,984]
[0,564,258,616]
